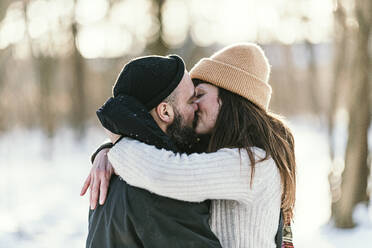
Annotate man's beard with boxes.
[167,110,199,153]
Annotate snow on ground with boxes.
[0,118,371,248]
[289,116,372,248]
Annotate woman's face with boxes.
[193,83,221,135]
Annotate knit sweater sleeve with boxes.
[108,138,274,204]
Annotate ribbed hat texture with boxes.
[96,54,185,135]
[190,43,272,111]
[113,54,185,110]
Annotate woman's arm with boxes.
[108,138,275,204]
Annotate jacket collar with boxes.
[97,94,177,152]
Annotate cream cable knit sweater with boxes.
[108,138,282,248]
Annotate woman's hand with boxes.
[80,148,114,209]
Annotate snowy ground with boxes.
[1,118,371,248]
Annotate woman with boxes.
[106,43,296,248]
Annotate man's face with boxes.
[172,71,198,128]
[166,71,199,150]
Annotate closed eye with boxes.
[191,93,204,103]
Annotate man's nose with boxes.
[192,103,198,112]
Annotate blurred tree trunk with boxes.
[146,0,169,55]
[0,48,11,131]
[329,0,348,218]
[37,56,56,139]
[21,0,56,138]
[351,0,371,207]
[305,41,321,115]
[0,0,12,21]
[0,0,13,131]
[174,34,194,63]
[0,55,3,131]
[333,0,371,228]
[282,44,297,114]
[70,20,87,139]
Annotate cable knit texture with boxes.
[108,138,282,248]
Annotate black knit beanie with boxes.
[113,54,185,110]
[96,54,185,135]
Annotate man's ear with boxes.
[155,102,175,124]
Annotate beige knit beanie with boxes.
[190,43,272,111]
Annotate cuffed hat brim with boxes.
[190,43,272,111]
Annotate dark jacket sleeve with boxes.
[90,142,114,164]
[275,209,284,248]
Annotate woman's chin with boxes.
[195,124,211,135]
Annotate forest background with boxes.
[0,0,371,247]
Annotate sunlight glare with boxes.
[276,18,300,45]
[75,0,108,25]
[302,0,333,43]
[217,0,257,44]
[255,4,279,43]
[0,0,335,57]
[0,1,25,49]
[189,0,221,20]
[77,22,132,58]
[190,20,216,47]
[110,0,154,40]
[27,0,73,40]
[162,0,189,48]
[189,0,221,46]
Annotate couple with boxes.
[81,43,296,248]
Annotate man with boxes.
[81,55,222,248]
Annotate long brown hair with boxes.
[196,80,296,223]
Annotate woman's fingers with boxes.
[90,176,100,210]
[83,148,113,209]
[80,174,91,196]
[99,179,109,205]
